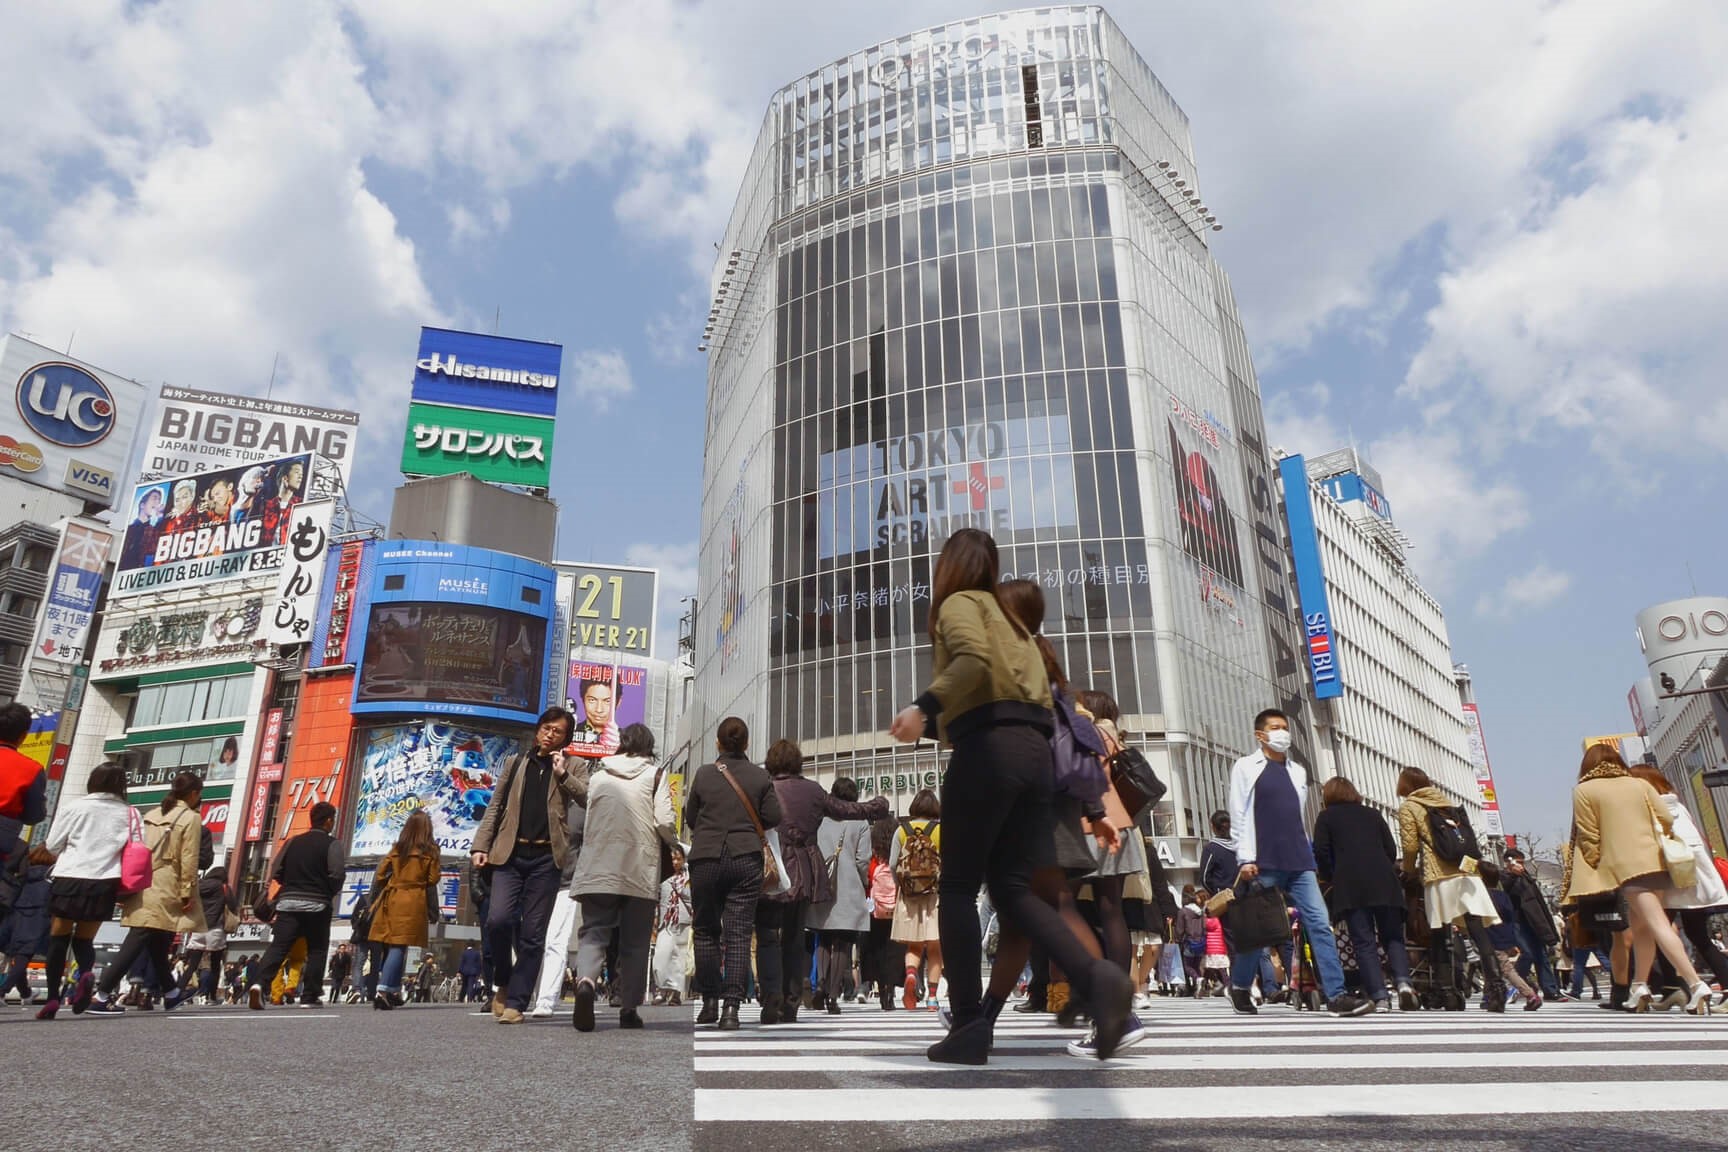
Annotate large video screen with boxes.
[356,602,546,716]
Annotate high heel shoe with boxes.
[1687,982,1715,1016]
[1657,987,1690,1012]
[1624,982,1653,1013]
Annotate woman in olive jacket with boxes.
[370,809,443,1009]
[890,528,1132,1064]
[1313,776,1415,1010]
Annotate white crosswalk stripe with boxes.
[694,996,1728,1125]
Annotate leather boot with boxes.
[759,995,782,1026]
[926,1016,992,1065]
[696,997,718,1026]
[717,999,741,1031]
[1599,982,1629,1011]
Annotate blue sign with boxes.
[351,541,556,725]
[411,327,562,418]
[1318,471,1393,522]
[1279,455,1343,700]
[15,362,116,448]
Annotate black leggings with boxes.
[867,917,901,993]
[937,722,1101,1019]
[44,933,98,1001]
[1082,875,1132,973]
[99,927,174,997]
[1432,916,1503,998]
[818,931,859,1000]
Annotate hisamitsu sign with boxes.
[410,327,562,419]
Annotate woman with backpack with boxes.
[890,789,943,1011]
[369,808,444,1009]
[890,528,1133,1064]
[1395,766,1506,1012]
[1175,886,1206,994]
[35,763,132,1019]
[865,817,901,1010]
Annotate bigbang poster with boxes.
[349,723,522,858]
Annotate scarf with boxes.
[1580,762,1628,784]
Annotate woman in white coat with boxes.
[808,778,875,1014]
[569,723,676,1032]
[652,846,693,1005]
[1634,766,1728,992]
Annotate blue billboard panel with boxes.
[351,542,556,725]
[1318,470,1393,522]
[411,327,562,418]
[1279,455,1343,700]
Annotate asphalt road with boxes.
[4,999,693,1151]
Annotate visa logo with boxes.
[65,462,113,495]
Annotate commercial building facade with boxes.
[1631,597,1728,856]
[695,7,1321,853]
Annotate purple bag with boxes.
[1050,689,1110,805]
[117,808,153,897]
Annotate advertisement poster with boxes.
[310,539,374,668]
[400,401,555,489]
[1,334,148,508]
[564,660,647,759]
[112,453,313,598]
[266,500,335,645]
[356,603,546,715]
[411,327,561,418]
[141,385,357,497]
[349,723,522,858]
[1461,703,1505,837]
[556,562,658,655]
[33,520,114,665]
[1168,413,1245,588]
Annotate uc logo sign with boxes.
[15,362,116,448]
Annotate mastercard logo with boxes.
[0,435,44,473]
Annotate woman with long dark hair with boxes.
[35,763,131,1019]
[865,816,902,1010]
[889,789,944,1010]
[369,808,443,1009]
[88,771,205,1014]
[890,528,1132,1063]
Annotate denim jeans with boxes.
[1342,905,1411,1001]
[1513,923,1561,998]
[1229,870,1345,1000]
[1570,946,1610,996]
[376,945,408,994]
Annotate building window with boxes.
[131,672,254,730]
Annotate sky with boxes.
[3,1,1725,844]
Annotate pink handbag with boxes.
[117,808,153,897]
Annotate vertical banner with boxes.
[33,520,114,665]
[1277,455,1343,700]
[243,779,272,842]
[1461,702,1504,837]
[267,500,335,645]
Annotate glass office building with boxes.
[696,6,1316,841]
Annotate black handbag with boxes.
[1574,891,1628,934]
[1108,746,1167,821]
[1223,882,1290,952]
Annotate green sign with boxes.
[401,401,555,488]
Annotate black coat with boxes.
[684,755,782,863]
[1502,868,1560,945]
[1312,802,1405,914]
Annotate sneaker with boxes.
[902,974,918,1011]
[162,988,192,1013]
[298,999,325,1010]
[1556,990,1580,1002]
[938,1005,954,1031]
[1397,983,1420,1012]
[69,973,95,1015]
[573,980,596,1033]
[1327,994,1373,1018]
[529,1007,554,1019]
[1523,995,1543,1012]
[924,994,939,1011]
[1372,999,1390,1014]
[35,998,59,1020]
[247,984,264,1011]
[1228,988,1258,1015]
[1132,993,1151,1010]
[1068,1013,1148,1058]
[86,998,126,1016]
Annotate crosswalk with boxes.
[694,994,1728,1133]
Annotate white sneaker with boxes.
[1131,993,1150,1010]
[528,1006,554,1019]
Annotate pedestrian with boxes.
[178,864,240,1002]
[249,800,345,1011]
[685,716,781,1031]
[1481,861,1542,1009]
[368,808,443,1010]
[890,528,1133,1063]
[1561,745,1713,1014]
[1395,767,1506,1012]
[88,771,205,1015]
[415,954,440,1002]
[1,859,51,1003]
[469,706,585,1025]
[532,769,590,1018]
[889,790,944,1012]
[1312,775,1416,1012]
[1226,711,1370,1018]
[1174,886,1206,993]
[569,723,677,1032]
[808,779,879,1016]
[0,703,47,854]
[34,763,131,1019]
[1629,766,1728,992]
[328,943,354,1003]
[652,847,693,1005]
[458,944,484,1002]
[757,745,888,1024]
[865,817,901,1011]
[1500,848,1564,1001]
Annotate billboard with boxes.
[111,453,314,598]
[556,562,658,656]
[1635,597,1728,693]
[1277,455,1343,700]
[1461,702,1504,837]
[1318,470,1393,521]
[400,400,555,488]
[411,327,561,418]
[309,538,375,668]
[349,722,523,858]
[92,588,267,679]
[1168,407,1246,588]
[352,542,556,723]
[33,519,114,666]
[265,500,335,646]
[563,660,649,759]
[1,333,148,508]
[141,385,358,496]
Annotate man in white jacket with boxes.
[1226,709,1369,1019]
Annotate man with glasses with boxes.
[470,707,586,1024]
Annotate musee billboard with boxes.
[1,333,149,509]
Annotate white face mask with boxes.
[1262,729,1293,754]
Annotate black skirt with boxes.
[48,876,118,923]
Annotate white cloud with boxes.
[567,349,634,410]
[1263,382,1343,460]
[624,540,698,660]
[1477,564,1573,616]
[1367,429,1528,591]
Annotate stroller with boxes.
[1404,881,1472,1011]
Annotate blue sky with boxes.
[3,2,1726,845]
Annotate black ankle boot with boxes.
[781,997,800,1024]
[696,997,718,1025]
[759,996,782,1025]
[1600,982,1629,1011]
[926,1016,992,1065]
[983,994,1007,1027]
[718,1000,741,1031]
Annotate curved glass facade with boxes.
[697,7,1317,836]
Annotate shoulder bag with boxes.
[117,808,153,897]
[715,763,788,896]
[352,859,393,946]
[1656,815,1697,889]
[1108,745,1167,822]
